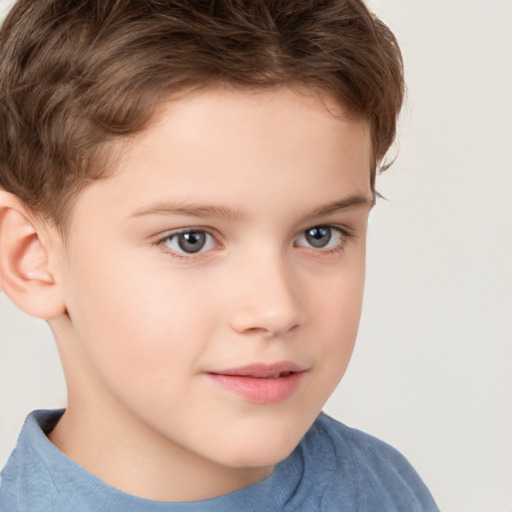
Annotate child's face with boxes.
[50,87,372,493]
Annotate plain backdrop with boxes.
[0,0,510,510]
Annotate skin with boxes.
[3,87,374,501]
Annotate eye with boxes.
[160,229,217,255]
[295,225,346,250]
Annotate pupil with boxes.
[305,226,331,248]
[178,232,206,253]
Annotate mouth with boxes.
[206,362,307,404]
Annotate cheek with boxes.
[314,255,365,329]
[64,254,214,392]
[310,261,365,377]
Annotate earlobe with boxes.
[0,191,66,319]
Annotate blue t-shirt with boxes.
[0,410,439,511]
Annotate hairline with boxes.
[54,82,374,244]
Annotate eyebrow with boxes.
[128,202,245,221]
[128,194,373,221]
[307,194,374,217]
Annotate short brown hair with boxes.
[0,0,404,231]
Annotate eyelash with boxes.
[156,228,219,260]
[156,225,352,260]
[294,226,350,254]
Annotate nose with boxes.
[228,252,305,337]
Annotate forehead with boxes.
[66,86,372,232]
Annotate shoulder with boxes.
[311,412,420,473]
[298,412,440,511]
[0,410,66,512]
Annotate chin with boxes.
[209,426,304,470]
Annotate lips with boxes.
[206,362,307,404]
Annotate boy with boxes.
[0,0,439,510]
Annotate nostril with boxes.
[244,327,269,336]
[229,295,304,336]
[242,324,299,337]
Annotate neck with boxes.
[49,395,273,502]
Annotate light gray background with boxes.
[0,0,511,510]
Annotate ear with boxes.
[0,191,66,319]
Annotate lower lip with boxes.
[207,371,305,404]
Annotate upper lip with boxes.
[208,362,307,379]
